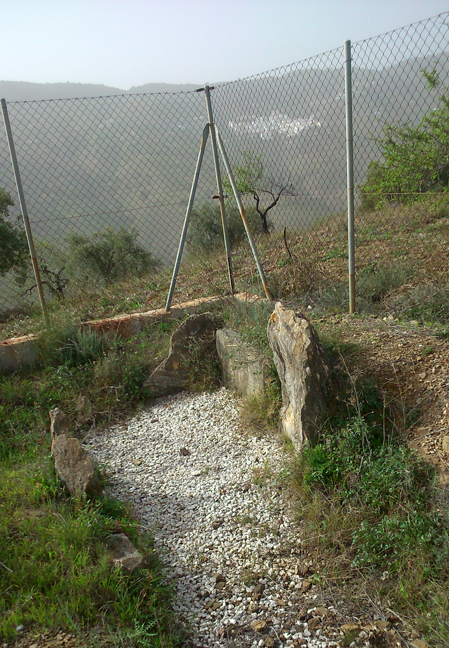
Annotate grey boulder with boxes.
[216,328,267,398]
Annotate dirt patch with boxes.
[315,313,449,483]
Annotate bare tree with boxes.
[224,151,296,234]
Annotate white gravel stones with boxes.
[84,388,337,647]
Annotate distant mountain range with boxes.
[0,80,202,101]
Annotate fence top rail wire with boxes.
[4,87,203,106]
[3,10,447,108]
[352,9,449,45]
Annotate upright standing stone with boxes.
[50,408,103,498]
[267,302,328,450]
[143,313,218,397]
[216,328,267,398]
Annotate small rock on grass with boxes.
[307,616,321,631]
[300,579,312,594]
[108,533,146,573]
[411,641,430,648]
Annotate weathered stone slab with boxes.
[50,408,102,498]
[267,302,328,450]
[143,312,218,397]
[216,328,267,398]
[108,533,146,572]
[49,407,70,439]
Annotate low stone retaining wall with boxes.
[0,293,261,375]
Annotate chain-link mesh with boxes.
[1,11,449,336]
[0,91,217,318]
[212,47,348,300]
[351,13,449,315]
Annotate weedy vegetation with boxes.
[0,319,185,646]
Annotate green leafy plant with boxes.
[38,324,109,368]
[359,70,449,210]
[68,227,158,283]
[186,202,263,252]
[0,188,28,278]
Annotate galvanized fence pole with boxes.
[204,86,236,295]
[345,40,356,313]
[214,126,271,299]
[1,98,50,326]
[166,124,210,311]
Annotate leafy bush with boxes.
[294,409,445,572]
[186,203,265,252]
[68,227,158,283]
[359,73,449,211]
[0,188,28,278]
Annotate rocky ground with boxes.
[9,314,445,648]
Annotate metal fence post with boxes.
[204,86,236,295]
[166,124,210,311]
[345,40,356,314]
[214,126,271,300]
[1,98,50,326]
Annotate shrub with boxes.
[0,188,28,278]
[186,203,265,252]
[68,227,158,283]
[359,72,449,211]
[386,280,449,324]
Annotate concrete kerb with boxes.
[0,293,263,375]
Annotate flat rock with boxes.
[341,623,361,634]
[251,619,267,632]
[108,533,146,572]
[411,641,430,648]
[216,328,267,398]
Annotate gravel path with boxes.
[83,389,344,648]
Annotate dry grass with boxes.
[2,195,449,340]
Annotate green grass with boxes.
[0,320,183,645]
[0,461,181,645]
[291,370,449,648]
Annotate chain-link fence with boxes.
[1,11,449,337]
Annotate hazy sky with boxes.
[3,0,449,88]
